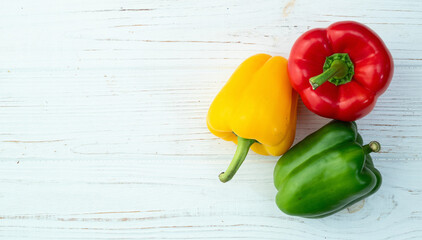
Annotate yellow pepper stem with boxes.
[219,136,256,183]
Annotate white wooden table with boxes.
[1,0,421,239]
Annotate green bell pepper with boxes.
[273,120,382,218]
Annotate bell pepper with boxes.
[207,54,298,183]
[288,21,394,121]
[273,120,382,218]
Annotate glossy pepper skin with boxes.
[207,54,298,183]
[288,21,394,121]
[274,120,382,218]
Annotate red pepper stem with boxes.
[363,141,381,154]
[309,53,355,90]
[219,136,255,183]
[309,60,348,90]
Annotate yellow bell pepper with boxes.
[207,54,298,183]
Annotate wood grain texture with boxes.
[0,0,421,239]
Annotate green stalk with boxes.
[309,53,355,90]
[219,136,255,183]
[363,141,381,154]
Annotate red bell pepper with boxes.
[288,21,394,121]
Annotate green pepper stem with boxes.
[309,60,348,90]
[363,141,381,154]
[219,136,255,183]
